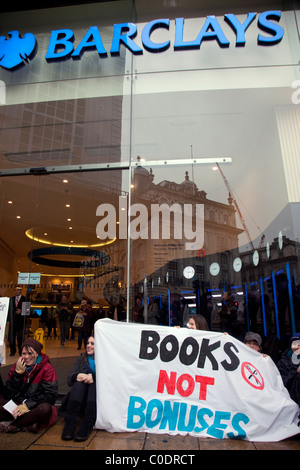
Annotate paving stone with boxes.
[198,436,255,450]
[87,435,144,450]
[144,433,200,450]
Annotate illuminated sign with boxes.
[0,11,285,70]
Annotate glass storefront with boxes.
[0,0,300,356]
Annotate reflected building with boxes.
[127,164,243,318]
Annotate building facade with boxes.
[0,0,299,342]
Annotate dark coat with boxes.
[8,294,26,343]
[108,303,126,322]
[67,354,96,387]
[277,349,300,390]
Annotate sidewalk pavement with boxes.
[1,337,300,452]
[0,415,300,451]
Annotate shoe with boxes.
[0,421,13,433]
[22,423,39,433]
[74,420,94,442]
[62,418,77,441]
[6,424,19,433]
[0,421,19,433]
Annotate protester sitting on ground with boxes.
[61,336,96,442]
[243,331,269,357]
[244,331,262,352]
[174,314,209,331]
[277,333,300,408]
[0,338,58,433]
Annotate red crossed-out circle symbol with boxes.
[197,249,205,258]
[241,362,264,390]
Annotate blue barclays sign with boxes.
[0,11,285,70]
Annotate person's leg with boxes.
[62,381,87,440]
[0,399,15,431]
[74,382,96,441]
[59,321,65,347]
[77,330,83,350]
[0,400,52,433]
[13,402,53,432]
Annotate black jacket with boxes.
[67,354,96,387]
[277,349,300,390]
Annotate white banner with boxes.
[94,319,299,442]
[0,297,9,346]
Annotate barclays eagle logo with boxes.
[0,30,36,69]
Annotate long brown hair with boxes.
[190,315,209,331]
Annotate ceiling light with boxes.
[25,228,116,248]
[65,204,70,207]
[8,200,13,204]
[63,179,69,183]
[16,215,21,219]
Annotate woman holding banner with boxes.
[61,336,96,442]
[188,315,209,331]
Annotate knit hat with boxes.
[290,333,300,344]
[21,338,43,355]
[244,331,262,348]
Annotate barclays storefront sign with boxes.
[0,11,284,70]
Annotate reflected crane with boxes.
[216,162,255,251]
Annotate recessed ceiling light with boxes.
[16,215,21,219]
[69,226,73,230]
[63,179,69,183]
[67,218,71,222]
[66,204,70,207]
[8,200,13,204]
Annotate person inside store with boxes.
[57,294,73,349]
[133,297,144,323]
[217,291,238,337]
[60,336,96,442]
[74,299,94,350]
[0,338,58,434]
[108,299,126,322]
[46,306,57,339]
[147,296,159,325]
[277,333,300,408]
[8,285,27,356]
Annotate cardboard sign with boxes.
[94,319,299,442]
